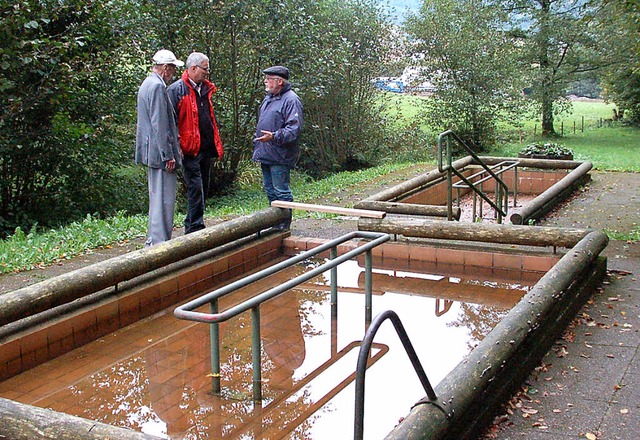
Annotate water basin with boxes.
[0,256,538,439]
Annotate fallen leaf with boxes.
[585,433,597,440]
[620,408,629,414]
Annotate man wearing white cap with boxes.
[135,49,184,246]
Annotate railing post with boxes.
[330,246,338,311]
[365,250,373,324]
[330,246,339,355]
[513,166,518,208]
[446,137,453,221]
[251,306,262,401]
[210,299,221,395]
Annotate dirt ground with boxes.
[1,167,638,294]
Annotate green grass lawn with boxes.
[384,94,639,171]
[488,124,640,171]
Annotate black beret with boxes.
[263,65,289,80]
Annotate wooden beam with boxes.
[0,397,163,440]
[358,216,594,248]
[0,208,288,328]
[271,201,386,218]
[355,200,460,220]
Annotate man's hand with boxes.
[254,130,274,142]
[165,158,176,172]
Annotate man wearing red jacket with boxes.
[167,52,224,234]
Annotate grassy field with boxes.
[488,125,640,171]
[383,92,640,171]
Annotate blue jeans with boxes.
[261,163,293,203]
[261,163,293,229]
[182,152,212,234]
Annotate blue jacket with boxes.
[252,83,303,168]
[135,72,182,170]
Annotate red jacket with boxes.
[167,71,224,158]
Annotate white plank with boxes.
[271,201,386,218]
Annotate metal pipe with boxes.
[330,247,338,307]
[355,310,439,440]
[481,155,583,170]
[174,232,390,401]
[174,232,390,323]
[210,299,221,395]
[251,306,262,401]
[365,250,373,324]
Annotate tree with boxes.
[597,0,640,123]
[0,0,143,237]
[405,0,528,151]
[504,0,607,136]
[0,0,393,235]
[146,0,391,181]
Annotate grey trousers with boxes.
[146,167,177,247]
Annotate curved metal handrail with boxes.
[354,310,442,440]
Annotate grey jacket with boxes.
[135,72,182,170]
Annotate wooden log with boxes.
[0,397,162,439]
[358,217,593,248]
[510,161,593,224]
[357,156,474,203]
[385,231,608,439]
[271,200,385,218]
[353,200,460,220]
[0,208,286,328]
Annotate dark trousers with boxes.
[182,152,212,234]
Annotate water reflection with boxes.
[2,253,541,439]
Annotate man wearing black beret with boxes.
[253,65,304,230]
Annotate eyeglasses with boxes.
[195,65,210,73]
[265,76,281,81]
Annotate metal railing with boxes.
[438,130,516,223]
[354,310,443,440]
[452,160,520,222]
[174,231,390,401]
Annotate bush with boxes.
[519,142,574,157]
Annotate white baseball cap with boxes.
[152,49,184,67]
